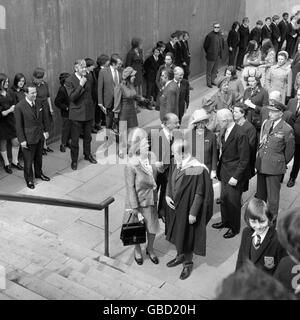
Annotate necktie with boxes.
[252,234,261,249]
[176,165,182,178]
[268,121,274,135]
[255,234,261,248]
[114,69,118,85]
[296,102,300,117]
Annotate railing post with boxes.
[104,206,109,257]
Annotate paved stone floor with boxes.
[0,71,299,299]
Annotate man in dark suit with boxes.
[203,22,224,87]
[278,12,289,50]
[97,54,122,152]
[261,17,272,42]
[165,32,178,63]
[271,15,281,52]
[173,66,189,123]
[144,47,160,101]
[256,102,295,219]
[227,22,240,66]
[149,113,180,226]
[15,84,50,189]
[65,59,97,170]
[236,17,250,70]
[287,89,300,187]
[174,31,184,67]
[159,69,180,121]
[213,109,250,238]
[250,20,263,46]
[98,54,122,132]
[181,31,191,80]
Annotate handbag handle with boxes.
[124,210,143,225]
[126,212,133,224]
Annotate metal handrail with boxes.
[0,193,115,257]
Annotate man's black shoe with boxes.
[287,178,295,188]
[45,147,54,153]
[4,165,12,174]
[207,84,213,88]
[223,229,237,239]
[84,155,97,164]
[166,257,184,267]
[36,174,50,181]
[211,82,217,86]
[180,263,193,280]
[71,162,77,170]
[212,221,228,229]
[60,144,66,152]
[11,162,23,170]
[26,181,35,189]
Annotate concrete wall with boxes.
[245,0,300,28]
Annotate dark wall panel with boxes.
[0,0,244,139]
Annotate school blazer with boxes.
[236,226,287,275]
[124,160,160,209]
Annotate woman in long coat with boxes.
[165,139,214,280]
[243,68,269,133]
[113,67,145,157]
[265,50,292,103]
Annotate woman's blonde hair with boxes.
[127,127,148,157]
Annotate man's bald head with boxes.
[217,108,233,121]
[162,113,180,132]
[174,66,184,82]
[217,109,234,130]
[269,90,282,103]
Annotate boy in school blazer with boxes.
[236,198,287,276]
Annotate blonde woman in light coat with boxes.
[265,51,292,103]
[124,127,163,266]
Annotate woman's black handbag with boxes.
[120,212,146,246]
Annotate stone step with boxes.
[158,282,198,300]
[0,292,13,300]
[0,219,100,262]
[59,269,123,299]
[6,269,78,300]
[97,255,165,288]
[38,270,105,300]
[82,257,158,292]
[4,280,46,300]
[42,256,146,299]
[78,256,197,300]
[0,236,52,268]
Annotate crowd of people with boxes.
[1,8,300,299]
[122,9,300,299]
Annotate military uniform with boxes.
[256,118,295,218]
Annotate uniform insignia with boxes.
[264,256,275,269]
[39,108,42,111]
[274,133,284,139]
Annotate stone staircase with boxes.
[0,218,201,300]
